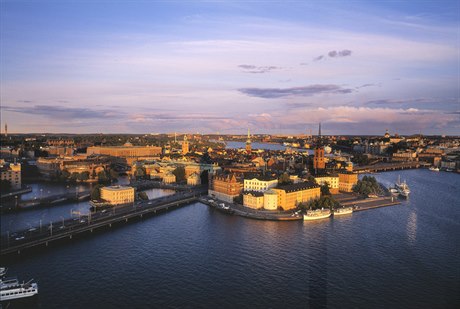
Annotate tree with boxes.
[70,172,80,182]
[134,167,146,179]
[97,170,109,183]
[61,169,70,179]
[90,184,104,200]
[320,182,331,196]
[172,166,186,182]
[109,169,119,180]
[353,176,382,196]
[138,191,149,200]
[79,171,90,181]
[278,173,292,185]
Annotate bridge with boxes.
[353,161,430,173]
[1,186,208,257]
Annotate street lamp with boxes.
[60,216,65,228]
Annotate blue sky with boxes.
[1,0,459,135]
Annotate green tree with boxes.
[134,167,146,179]
[172,166,186,182]
[79,171,90,181]
[109,169,119,180]
[278,173,292,185]
[97,170,109,183]
[138,191,149,200]
[70,172,80,182]
[90,184,104,200]
[320,182,331,196]
[61,169,70,179]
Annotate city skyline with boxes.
[1,0,459,135]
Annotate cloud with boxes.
[238,84,354,98]
[238,64,281,74]
[1,105,122,119]
[355,83,381,89]
[313,55,324,61]
[314,49,352,61]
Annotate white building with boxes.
[100,186,135,205]
[243,176,278,192]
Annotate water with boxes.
[1,188,175,234]
[225,141,312,154]
[3,169,459,308]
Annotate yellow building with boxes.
[338,171,358,193]
[243,191,264,209]
[313,174,339,194]
[182,135,189,155]
[272,181,320,210]
[187,172,201,186]
[100,186,135,205]
[87,145,162,158]
[263,190,278,210]
[162,172,176,184]
[243,175,278,192]
[0,162,21,190]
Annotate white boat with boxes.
[0,269,38,301]
[334,207,353,216]
[304,208,331,220]
[389,188,399,195]
[429,167,440,172]
[395,176,410,198]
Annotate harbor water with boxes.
[2,169,459,308]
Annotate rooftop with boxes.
[275,181,319,193]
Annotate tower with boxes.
[4,123,7,137]
[182,134,189,155]
[245,128,252,153]
[313,123,325,172]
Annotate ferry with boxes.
[0,269,38,302]
[304,208,331,221]
[395,176,410,198]
[334,206,353,216]
[429,166,440,172]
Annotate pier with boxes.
[0,187,207,257]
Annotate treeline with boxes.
[353,176,382,196]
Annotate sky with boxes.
[1,0,459,135]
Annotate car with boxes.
[101,209,108,213]
[80,219,86,223]
[28,228,37,232]
[15,236,25,241]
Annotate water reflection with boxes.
[406,212,417,243]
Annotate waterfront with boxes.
[1,187,175,234]
[2,169,459,308]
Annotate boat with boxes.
[334,206,353,216]
[304,208,331,220]
[395,176,410,198]
[429,167,440,172]
[0,269,38,302]
[389,188,399,195]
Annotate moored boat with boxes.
[429,166,440,172]
[304,208,331,220]
[395,176,410,198]
[334,206,353,216]
[0,269,38,302]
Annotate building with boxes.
[162,172,176,184]
[243,175,278,192]
[36,157,62,178]
[313,174,339,194]
[100,186,135,205]
[338,171,358,193]
[87,145,162,158]
[272,181,320,210]
[392,150,417,162]
[182,135,189,155]
[47,139,74,147]
[263,190,278,210]
[246,128,252,153]
[0,162,21,190]
[208,173,243,203]
[313,123,326,170]
[187,172,201,186]
[243,191,264,209]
